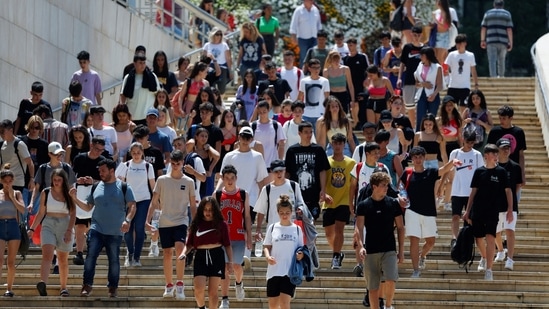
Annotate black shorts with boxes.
[402,16,414,30]
[451,196,468,216]
[367,98,388,114]
[446,88,470,107]
[193,246,226,279]
[75,217,91,227]
[471,220,498,238]
[322,205,351,227]
[159,224,187,248]
[267,276,296,297]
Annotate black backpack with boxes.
[390,2,405,31]
[184,152,201,189]
[451,222,475,272]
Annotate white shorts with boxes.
[496,211,517,233]
[405,209,438,238]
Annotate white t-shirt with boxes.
[282,119,317,158]
[332,43,350,59]
[279,67,302,101]
[203,42,230,64]
[351,162,391,190]
[445,50,476,89]
[220,149,269,206]
[158,125,177,144]
[264,222,303,280]
[253,120,286,168]
[299,76,330,118]
[115,160,155,202]
[89,126,117,156]
[449,148,484,197]
[166,156,206,202]
[255,180,304,225]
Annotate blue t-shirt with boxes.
[148,130,173,155]
[87,179,135,236]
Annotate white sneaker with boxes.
[175,281,185,300]
[149,243,159,257]
[494,251,506,262]
[484,269,493,281]
[219,298,230,308]
[478,258,486,272]
[131,260,142,267]
[505,258,514,271]
[124,255,132,267]
[163,283,174,298]
[411,270,421,278]
[444,202,452,212]
[418,256,426,270]
[235,283,245,301]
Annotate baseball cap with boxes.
[270,159,286,172]
[90,105,106,114]
[380,110,393,122]
[239,126,254,137]
[496,138,511,148]
[146,108,159,118]
[443,95,455,104]
[48,142,65,155]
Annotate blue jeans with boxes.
[124,199,149,261]
[487,43,507,77]
[205,174,215,197]
[415,90,440,131]
[84,229,122,288]
[298,37,317,67]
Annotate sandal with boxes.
[3,291,14,297]
[60,289,70,297]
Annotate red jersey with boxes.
[218,189,246,241]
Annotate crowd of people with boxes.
[0,0,522,308]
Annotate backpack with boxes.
[390,1,405,31]
[357,144,365,162]
[0,138,27,186]
[463,112,486,144]
[184,152,201,189]
[451,222,475,272]
[264,180,298,223]
[251,120,278,148]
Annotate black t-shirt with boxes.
[470,166,510,221]
[257,78,293,104]
[19,135,49,176]
[392,115,414,141]
[155,70,179,93]
[486,126,526,164]
[285,144,330,210]
[343,53,369,98]
[400,43,423,86]
[72,153,105,180]
[401,168,439,216]
[16,99,53,136]
[356,196,402,254]
[498,160,523,212]
[186,123,223,149]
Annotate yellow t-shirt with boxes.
[323,156,356,209]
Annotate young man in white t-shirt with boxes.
[252,101,286,169]
[89,105,118,159]
[279,51,302,101]
[448,131,484,246]
[445,34,478,114]
[283,101,317,158]
[298,58,330,131]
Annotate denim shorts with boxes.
[0,218,21,241]
[435,31,450,49]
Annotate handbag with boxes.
[18,215,30,260]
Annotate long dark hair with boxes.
[420,47,439,64]
[437,0,452,26]
[190,62,208,79]
[154,88,172,109]
[195,86,216,107]
[189,197,224,237]
[440,100,462,128]
[153,50,169,74]
[420,113,442,136]
[262,89,280,107]
[50,168,75,211]
[112,103,133,125]
[242,68,257,94]
[220,109,237,128]
[467,89,488,110]
[68,125,91,151]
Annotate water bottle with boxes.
[254,238,263,257]
[398,183,410,208]
[151,209,161,231]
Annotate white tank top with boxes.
[46,191,69,214]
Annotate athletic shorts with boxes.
[193,246,225,279]
[472,220,497,238]
[41,216,74,252]
[266,276,296,297]
[405,209,438,238]
[446,88,470,107]
[403,85,417,108]
[364,251,399,290]
[322,205,351,227]
[159,224,187,248]
[367,98,388,114]
[496,211,518,233]
[75,217,91,227]
[0,218,20,242]
[224,240,245,265]
[451,196,469,216]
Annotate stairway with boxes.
[2,77,548,309]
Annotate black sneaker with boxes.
[362,290,370,307]
[73,252,85,265]
[52,265,59,274]
[36,282,47,296]
[353,264,364,277]
[379,298,384,308]
[450,239,457,248]
[339,252,345,267]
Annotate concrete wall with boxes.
[0,0,188,120]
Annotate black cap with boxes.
[496,138,511,148]
[443,95,455,104]
[90,105,106,114]
[380,110,392,122]
[269,159,286,172]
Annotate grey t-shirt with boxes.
[154,174,195,228]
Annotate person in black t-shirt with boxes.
[257,62,292,104]
[19,116,49,203]
[284,122,330,221]
[463,144,512,281]
[343,37,370,128]
[355,172,404,309]
[14,81,53,136]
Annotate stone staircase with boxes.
[2,77,549,308]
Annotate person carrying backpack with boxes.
[0,120,34,194]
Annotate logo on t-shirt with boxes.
[196,229,215,237]
[180,185,186,190]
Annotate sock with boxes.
[151,240,158,245]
